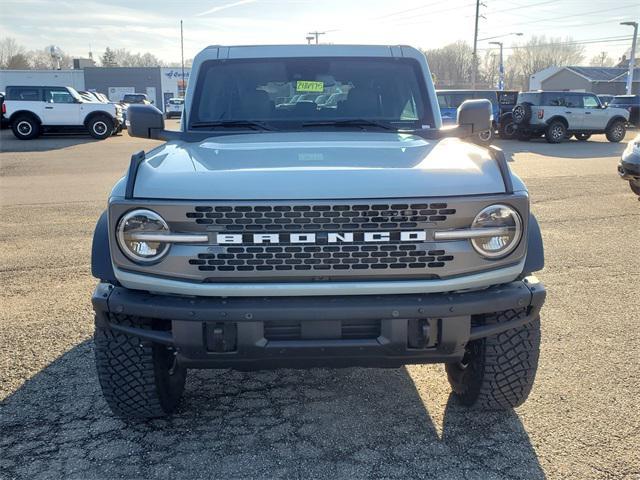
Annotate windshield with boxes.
[123,94,146,103]
[190,57,433,131]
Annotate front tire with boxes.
[94,315,186,419]
[11,115,41,140]
[630,180,640,196]
[498,117,517,139]
[545,120,567,143]
[605,120,626,143]
[87,115,114,140]
[445,310,540,410]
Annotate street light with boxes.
[620,21,638,95]
[489,41,505,90]
[479,32,523,42]
[306,36,315,45]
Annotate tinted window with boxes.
[517,93,541,105]
[498,92,518,105]
[437,93,472,109]
[168,98,184,105]
[6,87,41,101]
[123,94,147,103]
[191,57,433,129]
[610,96,640,105]
[542,93,581,107]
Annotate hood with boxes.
[131,132,508,200]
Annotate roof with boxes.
[565,66,627,82]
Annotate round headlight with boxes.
[116,209,170,263]
[471,204,522,259]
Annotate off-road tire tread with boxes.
[94,314,185,419]
[446,309,540,410]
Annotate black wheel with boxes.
[87,115,114,140]
[574,133,591,141]
[512,103,531,125]
[545,120,567,143]
[446,310,541,410]
[94,315,186,419]
[605,120,626,143]
[516,132,531,141]
[475,129,493,144]
[630,180,640,196]
[498,115,517,139]
[11,114,41,140]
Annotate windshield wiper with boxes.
[301,119,400,131]
[190,120,276,131]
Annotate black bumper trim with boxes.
[92,279,545,369]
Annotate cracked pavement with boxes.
[1,124,638,479]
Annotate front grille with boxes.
[189,244,454,273]
[264,319,381,341]
[185,202,456,231]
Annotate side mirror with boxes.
[457,99,492,136]
[128,104,172,140]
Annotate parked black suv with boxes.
[609,95,640,127]
[512,91,629,143]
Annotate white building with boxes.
[0,69,85,92]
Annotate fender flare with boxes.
[523,213,544,274]
[544,115,569,128]
[84,110,116,125]
[8,110,43,125]
[605,115,628,130]
[91,210,117,284]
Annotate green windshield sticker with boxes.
[296,81,324,92]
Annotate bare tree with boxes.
[589,52,614,67]
[506,36,585,90]
[100,47,164,67]
[0,37,25,69]
[27,47,73,69]
[6,53,30,69]
[423,41,473,88]
[479,51,500,89]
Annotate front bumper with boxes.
[92,277,545,369]
[618,148,640,180]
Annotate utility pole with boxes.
[621,21,638,95]
[180,20,186,97]
[489,41,504,90]
[307,31,326,45]
[471,0,480,89]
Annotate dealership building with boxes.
[0,67,191,112]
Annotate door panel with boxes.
[43,88,80,125]
[582,94,606,130]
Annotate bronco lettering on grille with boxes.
[216,231,427,244]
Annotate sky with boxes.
[1,0,639,65]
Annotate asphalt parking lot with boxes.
[1,124,639,480]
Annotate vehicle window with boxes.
[473,91,497,104]
[583,95,599,109]
[610,96,639,105]
[191,57,433,129]
[123,94,146,103]
[7,87,41,101]
[168,99,184,105]
[498,92,518,105]
[45,88,75,104]
[437,93,471,109]
[517,93,540,105]
[543,93,580,107]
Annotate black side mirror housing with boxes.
[457,99,492,136]
[128,104,176,141]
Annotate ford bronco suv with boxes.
[91,45,546,419]
[512,91,629,143]
[4,85,123,140]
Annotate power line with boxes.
[477,35,634,52]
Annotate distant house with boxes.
[535,66,639,95]
[529,66,561,90]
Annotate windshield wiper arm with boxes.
[301,119,398,131]
[190,120,275,131]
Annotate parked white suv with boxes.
[165,97,184,118]
[4,85,123,140]
[512,91,629,143]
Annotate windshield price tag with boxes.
[296,81,324,92]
